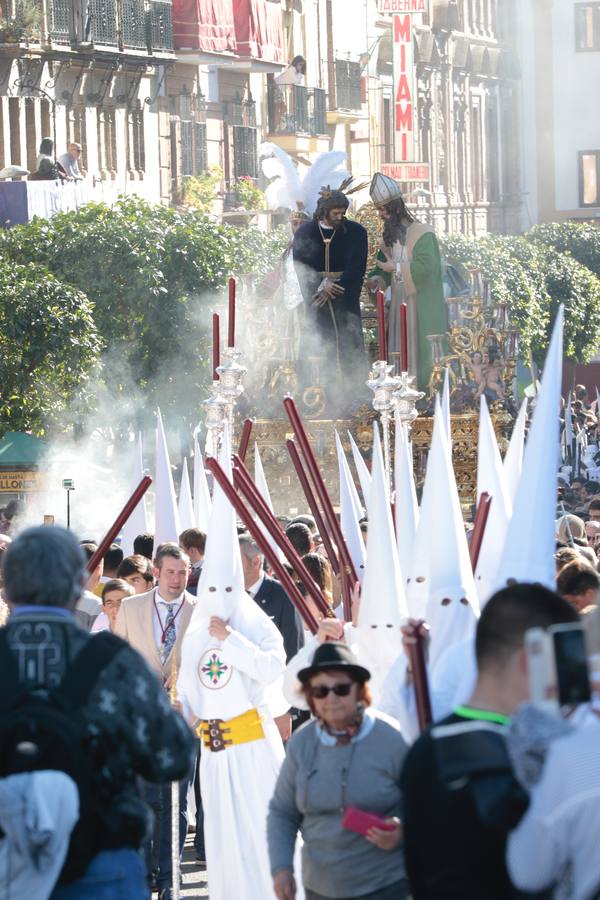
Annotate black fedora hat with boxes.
[297,641,371,684]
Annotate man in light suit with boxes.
[115,541,194,900]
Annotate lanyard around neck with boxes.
[153,592,185,645]
[454,705,510,726]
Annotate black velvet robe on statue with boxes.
[292,218,368,407]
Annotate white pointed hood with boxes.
[193,433,212,533]
[474,396,512,607]
[348,430,372,509]
[335,431,366,584]
[120,432,149,556]
[495,308,564,591]
[441,367,451,448]
[563,396,574,459]
[356,424,407,702]
[153,410,181,548]
[178,457,196,531]
[394,420,419,587]
[187,427,246,632]
[408,398,478,667]
[503,398,527,506]
[254,442,285,565]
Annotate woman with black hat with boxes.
[267,642,409,900]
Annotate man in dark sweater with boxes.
[0,526,195,898]
[401,583,578,899]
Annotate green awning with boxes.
[0,431,47,468]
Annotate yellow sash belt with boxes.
[195,707,265,752]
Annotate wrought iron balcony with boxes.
[88,0,118,46]
[147,0,173,51]
[48,0,71,43]
[47,0,174,53]
[122,0,147,49]
[334,59,362,111]
[267,82,327,136]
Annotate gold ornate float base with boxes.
[251,408,511,517]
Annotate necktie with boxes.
[162,603,176,662]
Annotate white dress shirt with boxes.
[153,590,186,650]
[246,573,265,600]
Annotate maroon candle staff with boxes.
[469,491,493,573]
[284,397,357,619]
[228,276,236,348]
[237,418,254,463]
[404,621,432,732]
[212,312,220,381]
[232,455,331,619]
[206,456,319,634]
[400,302,408,373]
[286,439,340,577]
[86,476,153,574]
[376,290,387,362]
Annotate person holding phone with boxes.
[267,642,409,900]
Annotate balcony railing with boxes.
[48,0,174,53]
[267,82,327,136]
[334,59,362,111]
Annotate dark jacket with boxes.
[253,574,305,663]
[1,609,195,869]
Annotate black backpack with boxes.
[0,628,127,882]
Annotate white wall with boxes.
[552,0,600,212]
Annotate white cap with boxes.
[503,398,527,506]
[254,442,284,565]
[394,420,419,587]
[474,396,512,607]
[193,434,212,533]
[335,431,366,584]
[189,425,246,629]
[119,432,149,556]
[494,307,564,590]
[356,423,408,701]
[0,165,28,178]
[153,409,181,548]
[348,430,372,509]
[369,172,403,208]
[408,398,478,667]
[178,457,196,532]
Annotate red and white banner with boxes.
[392,14,415,161]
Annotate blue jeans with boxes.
[141,777,189,891]
[49,848,148,899]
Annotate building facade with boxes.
[516,0,600,227]
[0,0,175,204]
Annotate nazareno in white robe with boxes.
[178,591,288,900]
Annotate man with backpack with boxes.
[0,526,195,899]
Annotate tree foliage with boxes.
[0,197,287,438]
[441,222,600,365]
[0,260,100,436]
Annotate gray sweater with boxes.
[267,709,408,898]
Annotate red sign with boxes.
[381,162,430,182]
[378,0,427,10]
[393,14,414,161]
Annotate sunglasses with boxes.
[309,682,353,699]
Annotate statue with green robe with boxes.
[365,173,448,393]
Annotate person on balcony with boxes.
[275,55,306,87]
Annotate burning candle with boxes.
[212,312,220,380]
[228,277,236,347]
[400,302,408,373]
[376,290,387,362]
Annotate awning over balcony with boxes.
[233,0,284,64]
[173,0,236,52]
